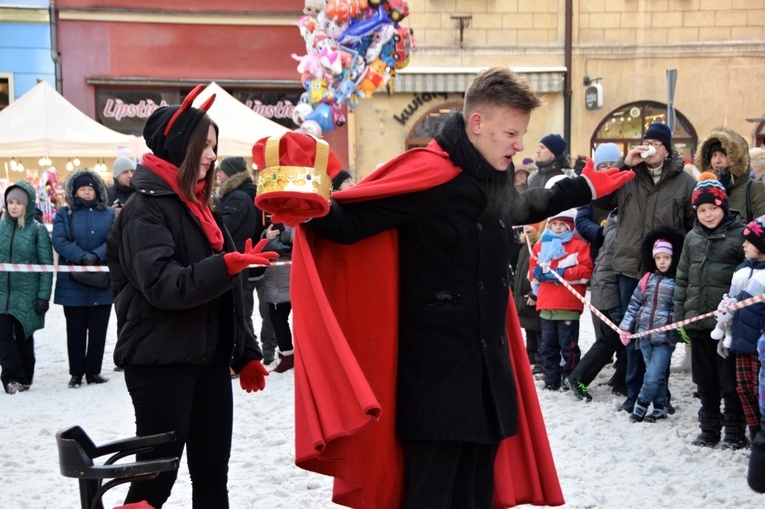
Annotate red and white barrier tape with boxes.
[523,233,761,340]
[0,261,291,273]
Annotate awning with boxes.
[393,66,566,94]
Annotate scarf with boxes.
[142,153,224,252]
[435,113,512,218]
[538,229,575,263]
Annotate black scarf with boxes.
[435,113,512,218]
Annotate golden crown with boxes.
[255,136,332,201]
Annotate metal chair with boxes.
[56,425,178,509]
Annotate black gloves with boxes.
[80,253,99,265]
[35,299,49,315]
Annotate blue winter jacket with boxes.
[620,272,680,345]
[52,170,115,307]
[729,259,765,355]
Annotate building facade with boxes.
[3,0,765,181]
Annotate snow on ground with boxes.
[1,296,762,508]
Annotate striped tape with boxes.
[0,261,291,273]
[524,234,760,339]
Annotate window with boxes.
[406,102,462,150]
[591,101,697,161]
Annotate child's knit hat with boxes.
[547,208,576,232]
[692,172,729,214]
[743,214,765,254]
[652,239,673,257]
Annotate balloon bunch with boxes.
[292,0,415,136]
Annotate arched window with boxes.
[591,101,697,161]
[406,102,462,150]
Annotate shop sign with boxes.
[97,89,180,135]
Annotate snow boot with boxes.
[564,375,592,402]
[721,413,749,450]
[691,409,721,447]
[629,399,650,423]
[273,350,294,373]
[644,404,668,423]
[619,397,636,413]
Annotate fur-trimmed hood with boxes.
[694,126,750,179]
[640,227,685,278]
[64,169,110,210]
[216,170,255,200]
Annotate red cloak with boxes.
[291,141,564,508]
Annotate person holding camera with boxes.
[108,156,137,215]
[52,169,116,388]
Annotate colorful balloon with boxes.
[293,0,415,129]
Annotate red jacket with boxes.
[528,234,593,313]
[291,141,564,508]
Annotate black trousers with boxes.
[63,305,111,377]
[691,329,742,416]
[570,308,626,387]
[400,439,499,509]
[253,277,277,357]
[123,344,233,509]
[268,302,293,353]
[0,314,35,389]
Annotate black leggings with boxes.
[123,346,233,509]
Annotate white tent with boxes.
[0,80,146,158]
[192,82,290,157]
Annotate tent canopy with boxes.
[192,82,290,157]
[0,81,146,158]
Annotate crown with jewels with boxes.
[255,135,332,201]
[252,132,342,222]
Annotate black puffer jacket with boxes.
[106,164,261,371]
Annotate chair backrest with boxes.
[57,426,98,478]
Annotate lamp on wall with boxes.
[450,13,472,47]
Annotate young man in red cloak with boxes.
[252,67,634,509]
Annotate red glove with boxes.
[619,330,631,346]
[259,196,328,228]
[239,360,269,393]
[114,502,155,509]
[580,157,635,198]
[223,238,278,276]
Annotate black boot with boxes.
[721,413,749,450]
[691,409,721,447]
[748,414,765,493]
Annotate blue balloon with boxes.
[340,5,391,41]
[305,103,336,133]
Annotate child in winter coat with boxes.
[513,221,544,375]
[743,216,765,493]
[674,174,747,449]
[716,214,765,444]
[619,229,685,423]
[0,183,53,394]
[529,209,593,391]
